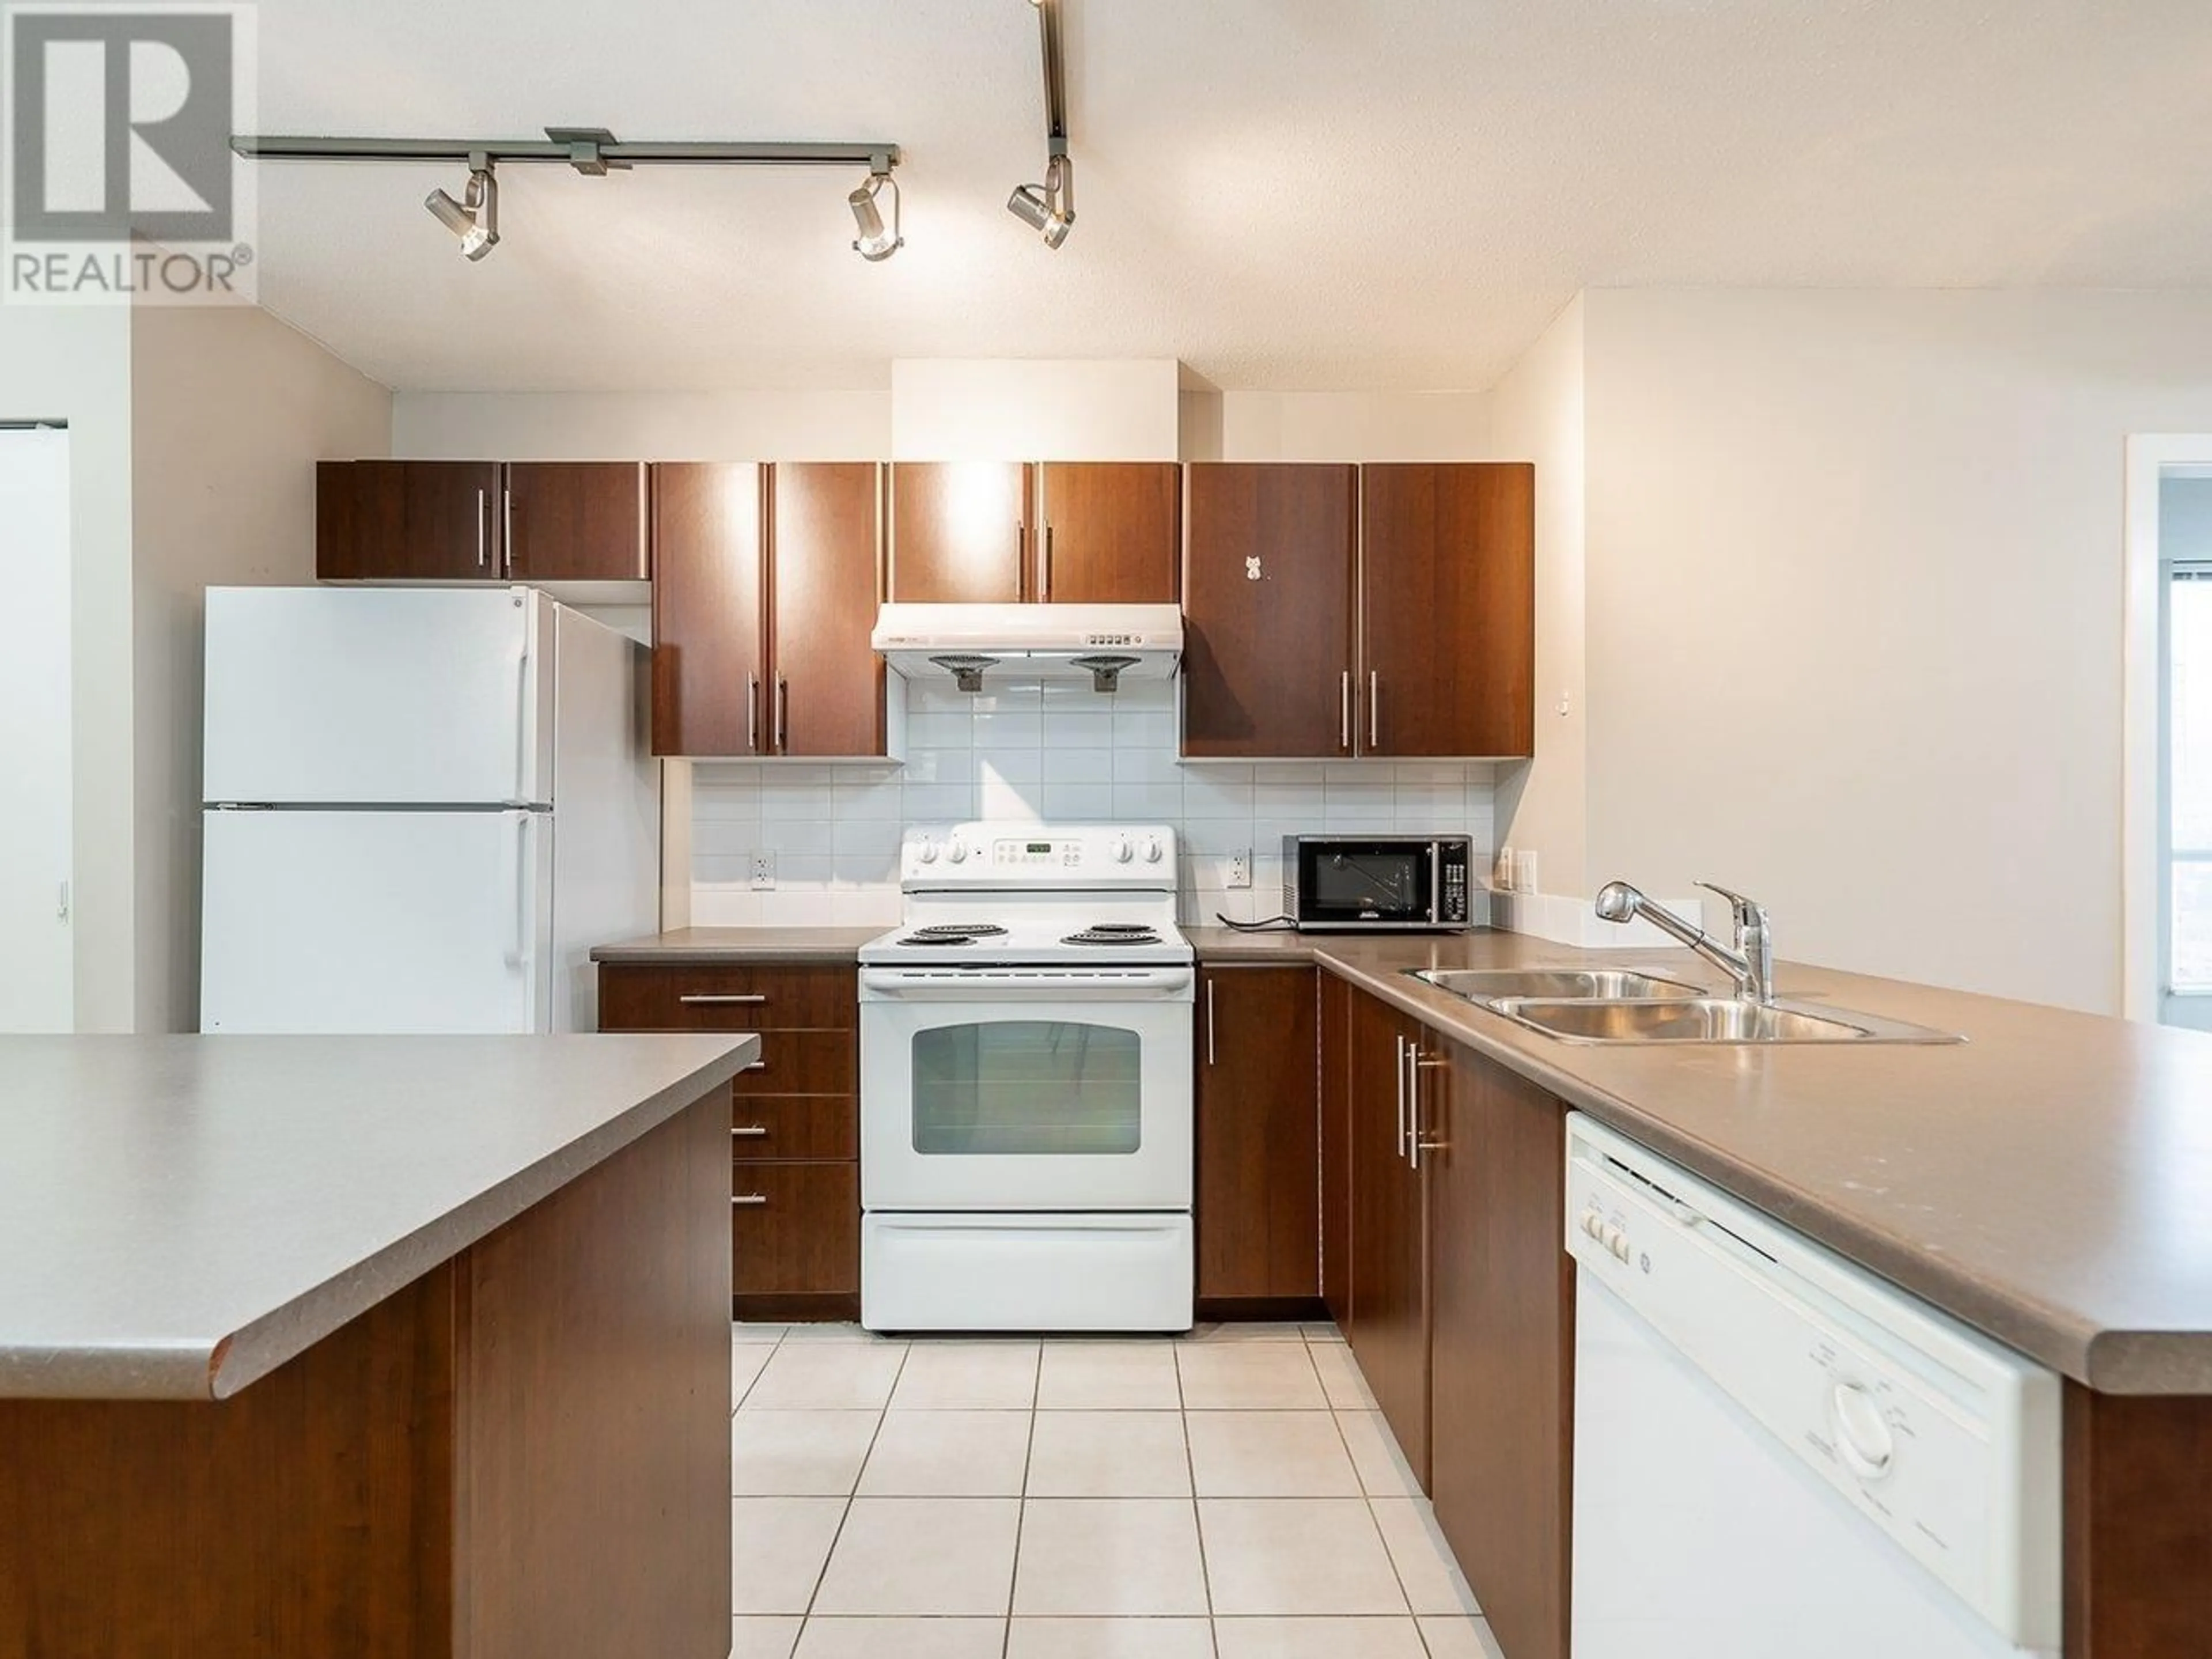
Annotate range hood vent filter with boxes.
[1073,654,1140,694]
[930,654,1000,694]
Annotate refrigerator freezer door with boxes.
[200,809,551,1034]
[203,587,555,806]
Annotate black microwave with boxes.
[1283,836,1474,931]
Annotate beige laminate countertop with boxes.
[593,927,884,964]
[588,923,2212,1393]
[0,1034,757,1401]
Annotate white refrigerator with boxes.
[200,586,660,1035]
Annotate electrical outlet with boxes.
[1514,850,1539,895]
[1226,850,1252,890]
[749,852,776,891]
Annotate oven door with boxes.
[1293,839,1438,928]
[860,967,1195,1211]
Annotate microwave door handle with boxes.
[1432,841,1442,926]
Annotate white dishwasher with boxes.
[1565,1114,2063,1659]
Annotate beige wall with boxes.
[1184,389,1493,461]
[131,306,391,1032]
[392,389,889,460]
[892,361,1180,461]
[0,306,134,1031]
[1488,297,1587,895]
[1579,289,2212,1013]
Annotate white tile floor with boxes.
[728,1321,1505,1659]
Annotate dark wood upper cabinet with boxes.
[503,462,650,581]
[1359,462,1535,758]
[1429,1037,1575,1659]
[1036,462,1181,604]
[1182,464,1359,759]
[888,461,1032,603]
[1196,967,1320,1304]
[770,463,888,759]
[1347,986,1430,1484]
[650,462,766,758]
[318,460,500,581]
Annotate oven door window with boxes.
[912,1021,1142,1156]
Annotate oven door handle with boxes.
[859,967,1196,1001]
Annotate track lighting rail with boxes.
[230,134,902,172]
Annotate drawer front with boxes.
[732,1029,855,1096]
[731,1096,858,1162]
[598,963,857,1032]
[731,1162,860,1297]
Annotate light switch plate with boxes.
[750,852,776,891]
[1514,851,1539,895]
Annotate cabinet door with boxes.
[1346,987,1429,1483]
[1430,1039,1574,1659]
[1037,462,1180,604]
[1359,463,1535,757]
[320,460,500,581]
[1183,464,1358,758]
[503,462,649,581]
[650,463,766,757]
[1320,971,1353,1325]
[770,462,888,757]
[1196,967,1320,1302]
[889,461,1032,603]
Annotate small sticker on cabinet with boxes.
[1245,556,1263,581]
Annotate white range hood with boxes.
[872,603,1183,692]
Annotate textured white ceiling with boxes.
[245,0,2212,392]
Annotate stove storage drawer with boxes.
[597,963,858,1033]
[731,1028,857,1096]
[732,1096,859,1162]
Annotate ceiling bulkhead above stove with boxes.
[870,603,1183,694]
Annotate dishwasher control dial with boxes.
[1831,1381,1896,1480]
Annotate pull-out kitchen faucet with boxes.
[1594,881,1774,1005]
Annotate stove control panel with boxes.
[903,824,1180,887]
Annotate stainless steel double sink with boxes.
[1407,968,1964,1046]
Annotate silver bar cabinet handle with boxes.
[1394,1033,1407,1158]
[776,676,790,754]
[1340,671,1351,751]
[679,993,767,1006]
[1411,1051,1447,1171]
[1044,524,1055,600]
[476,488,487,569]
[1369,670,1380,749]
[1206,977,1217,1066]
[732,1126,770,1139]
[747,675,760,754]
[732,1194,768,1207]
[502,486,514,577]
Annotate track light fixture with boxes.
[424,156,499,261]
[849,159,903,262]
[1008,0,1075,248]
[236,129,907,264]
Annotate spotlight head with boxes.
[1007,182,1052,234]
[849,169,902,262]
[426,166,498,262]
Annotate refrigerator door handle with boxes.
[513,605,534,803]
[507,813,532,972]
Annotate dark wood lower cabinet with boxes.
[1196,967,1320,1306]
[1347,986,1430,1483]
[600,961,861,1320]
[1320,971,1353,1325]
[1430,1038,1575,1659]
[2064,1385,2212,1656]
[0,1090,731,1659]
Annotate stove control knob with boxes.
[1110,836,1134,865]
[1142,836,1165,864]
[915,839,938,865]
[945,839,969,865]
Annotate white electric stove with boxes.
[858,824,1195,1334]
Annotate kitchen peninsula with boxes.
[0,1033,755,1659]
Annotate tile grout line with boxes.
[1001,1342,1045,1659]
[1316,1333,1440,1652]
[797,1338,911,1641]
[1173,1342,1226,1657]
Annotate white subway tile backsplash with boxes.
[689,679,1498,925]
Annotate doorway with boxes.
[0,423,73,1032]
